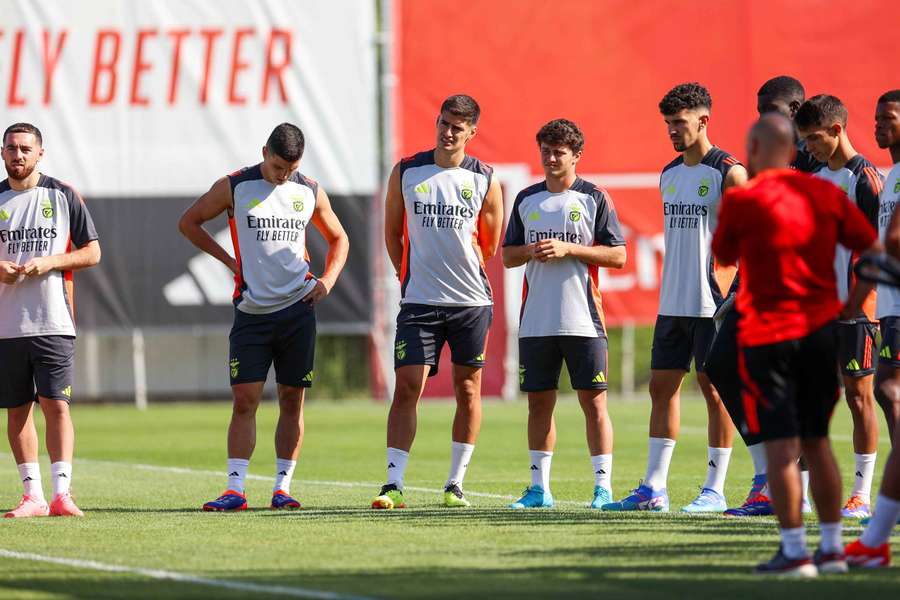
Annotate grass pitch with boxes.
[0,397,898,599]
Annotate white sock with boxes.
[591,454,612,489]
[851,453,877,501]
[644,438,676,491]
[703,447,732,495]
[273,458,297,494]
[386,447,409,489]
[861,494,900,547]
[50,461,72,497]
[445,441,475,488]
[800,468,810,505]
[780,526,808,559]
[819,521,843,554]
[226,458,250,493]
[17,463,44,502]
[747,443,767,476]
[529,450,552,491]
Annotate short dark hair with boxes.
[659,83,712,115]
[440,94,480,125]
[3,122,42,146]
[795,94,848,129]
[757,76,805,102]
[536,119,584,154]
[878,89,900,105]
[266,123,305,162]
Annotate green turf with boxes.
[0,397,897,599]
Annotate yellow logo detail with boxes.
[592,372,606,384]
[882,346,892,359]
[414,182,430,194]
[518,365,526,385]
[664,184,676,195]
[395,340,407,361]
[528,210,541,222]
[229,359,240,379]
[0,209,9,221]
[474,352,485,362]
[61,386,72,398]
[302,371,315,383]
[246,198,262,210]
[41,200,54,218]
[846,358,861,371]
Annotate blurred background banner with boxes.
[2,0,898,402]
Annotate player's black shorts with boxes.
[650,315,716,372]
[738,321,840,441]
[394,303,491,377]
[702,308,763,443]
[837,318,877,377]
[229,298,316,388]
[519,335,608,392]
[0,336,75,408]
[878,316,900,368]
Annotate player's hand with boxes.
[0,261,22,284]
[21,256,56,277]
[302,278,332,304]
[533,239,570,262]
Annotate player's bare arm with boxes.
[536,240,626,268]
[178,177,237,274]
[384,163,405,278]
[844,240,884,319]
[475,177,504,260]
[21,240,101,277]
[304,186,349,304]
[713,165,748,292]
[502,243,535,268]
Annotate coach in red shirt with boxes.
[712,113,881,577]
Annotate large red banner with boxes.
[397,0,899,328]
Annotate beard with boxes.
[4,161,36,181]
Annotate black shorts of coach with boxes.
[0,336,75,408]
[394,303,492,377]
[519,335,608,392]
[229,298,316,388]
[837,316,877,377]
[650,315,717,372]
[703,308,759,440]
[738,321,840,442]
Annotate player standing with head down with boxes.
[179,123,349,511]
[844,89,900,567]
[604,83,747,513]
[502,119,626,509]
[713,113,880,576]
[796,94,884,519]
[709,75,823,518]
[372,94,503,509]
[1,123,101,518]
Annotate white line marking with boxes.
[0,549,374,600]
[63,456,587,507]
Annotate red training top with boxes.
[712,169,877,347]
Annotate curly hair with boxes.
[795,94,848,129]
[535,119,584,154]
[659,83,712,115]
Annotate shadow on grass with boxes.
[2,560,897,600]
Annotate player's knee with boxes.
[232,391,260,417]
[875,378,900,412]
[844,384,873,414]
[452,375,479,402]
[392,377,422,405]
[38,399,70,421]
